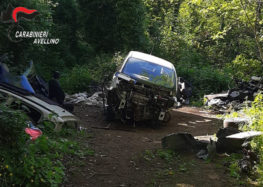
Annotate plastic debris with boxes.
[25,121,42,140]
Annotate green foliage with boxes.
[247,94,263,185]
[77,0,149,52]
[115,0,149,50]
[0,104,28,150]
[229,161,241,179]
[0,136,67,186]
[88,53,119,82]
[143,149,178,164]
[229,54,262,81]
[143,150,155,162]
[144,0,183,58]
[178,0,263,65]
[156,149,175,162]
[225,94,263,184]
[191,99,204,107]
[144,0,242,99]
[177,61,233,98]
[59,52,125,93]
[178,162,188,172]
[60,65,92,94]
[221,153,243,180]
[0,104,92,186]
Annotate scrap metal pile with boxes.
[204,76,263,112]
[0,54,79,132]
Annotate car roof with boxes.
[128,51,175,69]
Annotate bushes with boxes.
[243,94,263,184]
[0,104,90,186]
[176,61,233,99]
[60,65,93,94]
[88,53,120,82]
[60,52,124,94]
[0,104,28,150]
[229,54,263,81]
[0,136,66,186]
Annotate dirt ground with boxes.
[65,105,244,187]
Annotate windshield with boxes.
[122,57,176,89]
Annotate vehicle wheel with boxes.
[163,111,171,123]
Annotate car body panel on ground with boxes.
[0,84,78,131]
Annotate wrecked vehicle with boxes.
[106,51,178,125]
[0,54,78,131]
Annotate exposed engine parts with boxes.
[106,76,175,124]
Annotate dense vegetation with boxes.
[1,0,262,97]
[0,104,93,186]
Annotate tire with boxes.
[163,111,171,123]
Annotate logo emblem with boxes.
[1,4,39,23]
[12,7,38,23]
[0,4,39,42]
